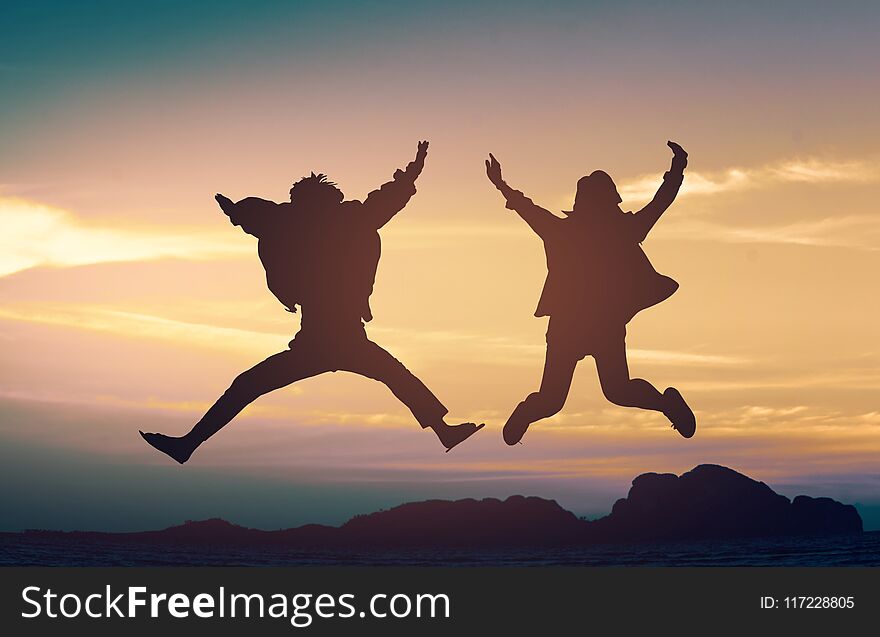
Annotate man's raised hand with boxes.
[416,139,429,162]
[215,193,235,216]
[403,140,429,178]
[485,153,505,189]
[667,141,688,171]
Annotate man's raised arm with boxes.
[486,153,557,238]
[630,141,688,243]
[361,140,429,229]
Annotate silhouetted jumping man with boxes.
[141,141,484,463]
[486,141,696,445]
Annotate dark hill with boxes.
[585,464,862,542]
[339,495,584,546]
[18,465,861,547]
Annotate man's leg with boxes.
[593,339,696,437]
[503,344,579,445]
[141,346,328,463]
[340,339,484,451]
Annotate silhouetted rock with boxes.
[136,518,257,543]
[16,465,861,548]
[790,495,863,535]
[586,464,862,542]
[339,496,583,546]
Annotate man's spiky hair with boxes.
[299,172,336,187]
[289,172,344,203]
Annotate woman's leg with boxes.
[593,337,696,437]
[593,338,665,411]
[503,344,579,445]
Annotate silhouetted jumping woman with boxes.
[486,141,696,445]
[141,141,483,463]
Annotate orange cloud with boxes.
[618,157,880,203]
[0,196,249,277]
[656,214,880,250]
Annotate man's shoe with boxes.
[139,431,194,464]
[440,422,485,452]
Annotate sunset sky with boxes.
[2,0,879,531]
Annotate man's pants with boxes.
[187,329,449,445]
